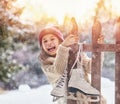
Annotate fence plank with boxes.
[115,52,120,104]
[92,52,101,104]
[66,17,78,104]
[91,21,102,104]
[83,44,120,52]
[115,21,120,104]
[67,44,78,104]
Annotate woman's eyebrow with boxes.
[50,35,56,38]
[50,35,54,38]
[42,38,46,40]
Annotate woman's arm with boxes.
[40,45,70,84]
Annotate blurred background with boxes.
[0,0,118,91]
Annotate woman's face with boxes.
[42,34,60,56]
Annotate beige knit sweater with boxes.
[39,44,91,85]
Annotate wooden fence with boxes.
[67,19,120,104]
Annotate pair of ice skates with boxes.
[51,69,100,103]
[51,43,100,103]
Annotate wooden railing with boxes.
[67,19,120,104]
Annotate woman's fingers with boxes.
[62,34,79,46]
[97,35,104,44]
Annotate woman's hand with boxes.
[61,34,79,47]
[97,35,104,44]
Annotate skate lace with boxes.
[56,71,67,88]
[70,43,83,72]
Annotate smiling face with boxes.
[42,34,60,56]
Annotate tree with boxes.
[0,0,35,87]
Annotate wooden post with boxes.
[67,17,78,104]
[91,21,102,104]
[67,44,78,104]
[115,20,120,104]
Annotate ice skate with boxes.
[68,68,100,96]
[50,70,68,101]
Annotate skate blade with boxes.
[67,92,100,103]
[52,96,63,102]
[87,96,100,102]
[69,87,100,96]
[51,93,64,97]
[76,91,100,102]
[67,92,77,100]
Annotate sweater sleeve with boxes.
[54,45,70,74]
[40,45,70,84]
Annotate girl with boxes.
[38,26,106,104]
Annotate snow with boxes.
[0,77,114,104]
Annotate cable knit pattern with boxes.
[54,45,70,74]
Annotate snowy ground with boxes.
[0,77,114,104]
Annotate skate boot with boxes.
[68,68,100,96]
[50,70,68,102]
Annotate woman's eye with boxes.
[43,40,47,43]
[51,38,54,41]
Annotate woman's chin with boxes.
[48,51,56,56]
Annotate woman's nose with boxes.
[47,41,52,46]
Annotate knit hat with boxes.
[39,26,64,45]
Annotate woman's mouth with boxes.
[47,46,56,52]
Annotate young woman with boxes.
[38,26,106,104]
